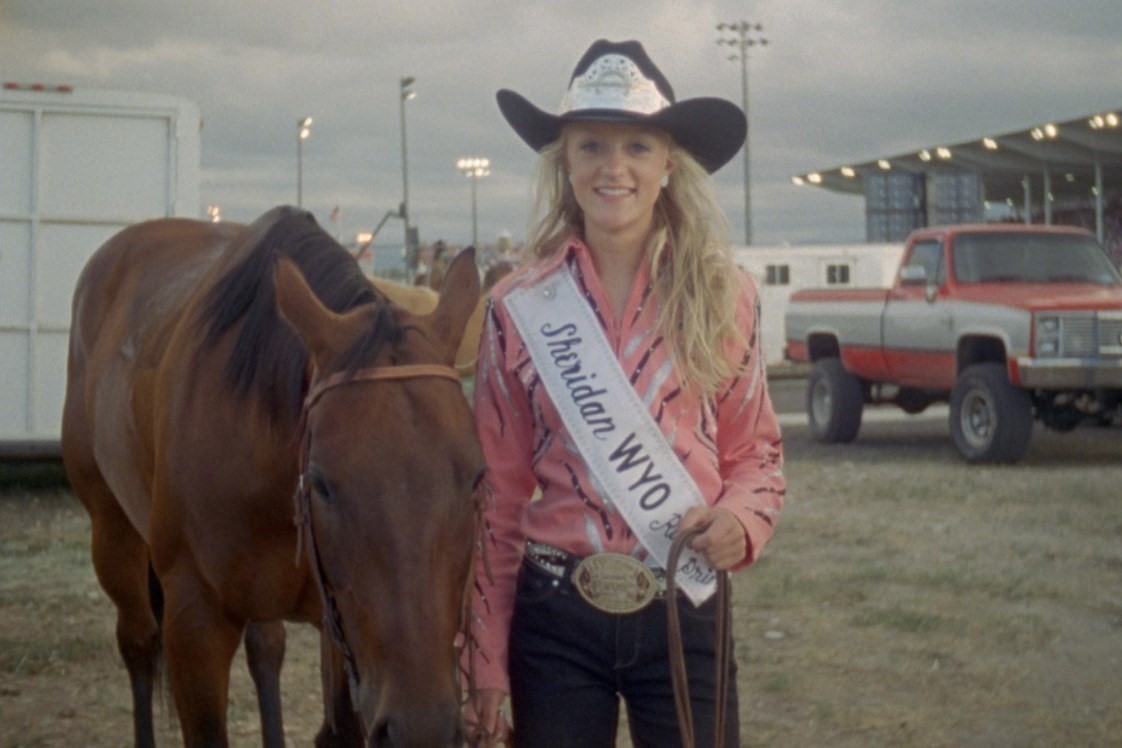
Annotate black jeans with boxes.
[508,561,739,747]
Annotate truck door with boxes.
[882,239,956,387]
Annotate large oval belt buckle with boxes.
[574,553,658,614]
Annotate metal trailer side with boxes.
[733,243,904,366]
[0,86,201,456]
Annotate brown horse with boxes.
[61,206,484,747]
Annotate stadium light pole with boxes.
[297,116,313,208]
[717,21,767,246]
[456,157,491,247]
[400,76,416,276]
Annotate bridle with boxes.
[292,362,469,719]
[300,363,461,415]
[294,363,732,745]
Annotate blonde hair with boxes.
[524,133,746,397]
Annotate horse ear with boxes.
[274,257,344,363]
[430,248,481,354]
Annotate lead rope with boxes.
[666,528,732,748]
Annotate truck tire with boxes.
[807,358,864,443]
[949,363,1033,463]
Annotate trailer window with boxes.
[765,264,790,285]
[826,263,851,285]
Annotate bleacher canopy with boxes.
[793,108,1122,208]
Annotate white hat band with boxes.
[558,54,671,116]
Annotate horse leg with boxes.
[161,580,243,747]
[244,621,287,748]
[76,476,162,748]
[314,629,364,747]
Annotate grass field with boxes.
[1,413,1120,746]
[737,417,1121,746]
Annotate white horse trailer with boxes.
[733,243,905,366]
[1,84,200,456]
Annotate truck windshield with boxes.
[953,233,1122,285]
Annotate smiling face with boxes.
[563,121,674,249]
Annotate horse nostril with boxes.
[370,718,393,748]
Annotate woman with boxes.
[466,39,785,747]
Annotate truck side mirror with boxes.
[899,265,928,285]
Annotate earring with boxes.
[660,173,669,188]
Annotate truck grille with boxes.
[1102,314,1122,355]
[1040,312,1122,357]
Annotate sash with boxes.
[506,266,716,605]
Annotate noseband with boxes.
[293,363,464,714]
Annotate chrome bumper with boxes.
[1016,357,1122,389]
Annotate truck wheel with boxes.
[949,363,1033,463]
[807,358,864,443]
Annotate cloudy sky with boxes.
[3,0,1122,259]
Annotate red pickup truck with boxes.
[784,224,1122,463]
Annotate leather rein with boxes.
[666,528,733,748]
[293,363,465,712]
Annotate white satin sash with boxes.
[506,266,716,605]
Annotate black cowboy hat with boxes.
[496,39,746,173]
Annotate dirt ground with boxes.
[1,412,1120,747]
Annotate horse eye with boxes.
[308,470,333,502]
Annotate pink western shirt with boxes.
[469,237,785,692]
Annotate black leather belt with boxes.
[524,540,579,581]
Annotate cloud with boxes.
[4,0,1121,248]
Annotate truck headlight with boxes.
[1035,315,1061,357]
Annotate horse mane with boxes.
[199,208,401,424]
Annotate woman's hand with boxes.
[679,507,749,570]
[464,688,511,746]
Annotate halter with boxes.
[292,362,469,721]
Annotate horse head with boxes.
[276,248,485,747]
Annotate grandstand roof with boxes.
[792,108,1122,207]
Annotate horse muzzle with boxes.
[367,705,466,748]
